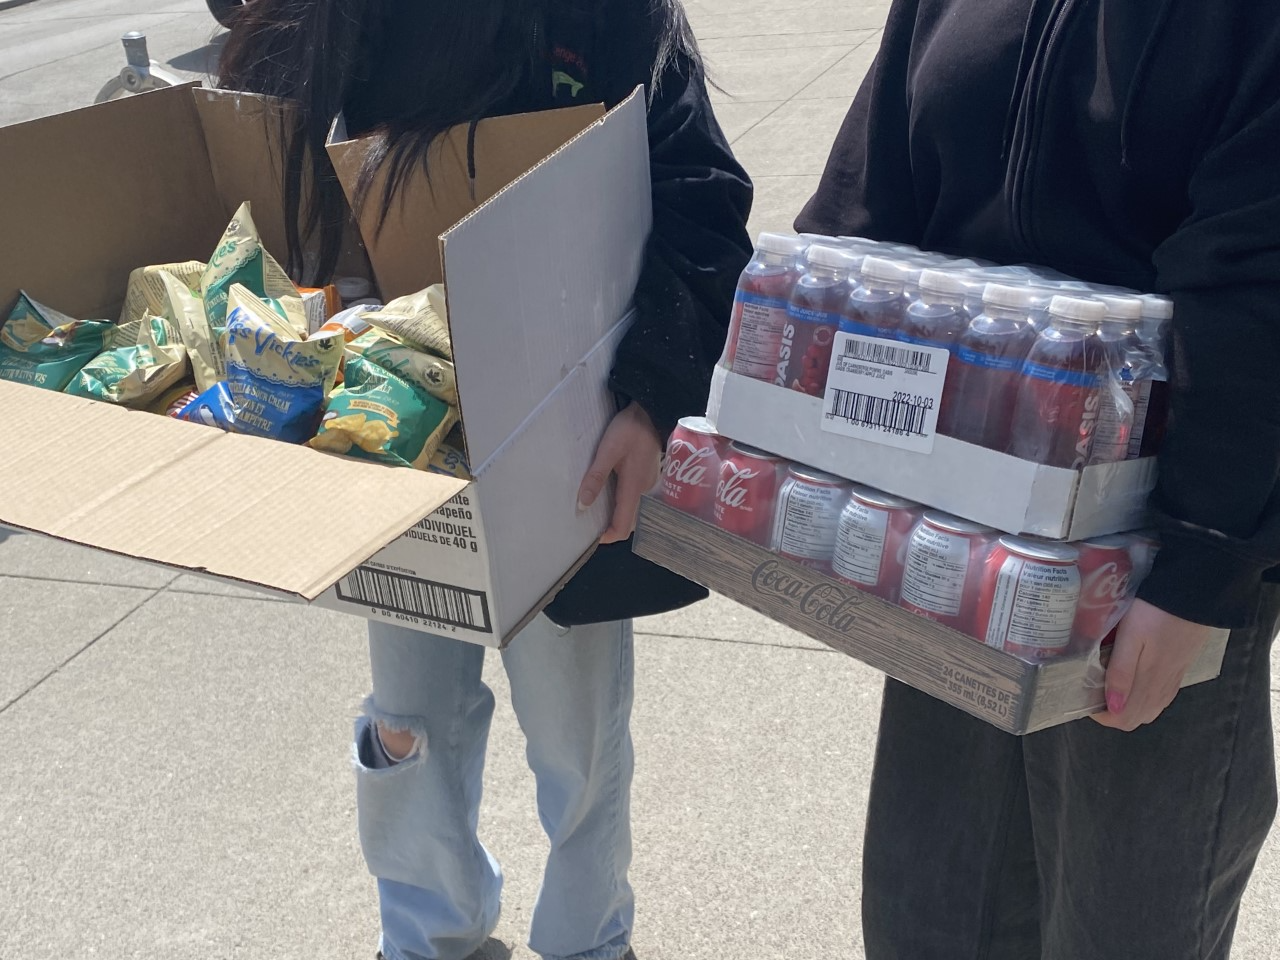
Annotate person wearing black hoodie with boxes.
[798,1,1280,956]
[220,3,751,960]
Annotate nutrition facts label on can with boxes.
[775,480,844,560]
[985,556,1080,651]
[901,525,968,616]
[821,332,949,453]
[832,501,888,586]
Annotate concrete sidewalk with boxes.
[1,2,1278,959]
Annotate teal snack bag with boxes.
[66,315,190,406]
[308,355,457,469]
[201,200,299,343]
[0,292,113,391]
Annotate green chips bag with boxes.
[347,329,458,405]
[65,315,190,407]
[201,200,298,344]
[0,293,113,391]
[308,355,458,470]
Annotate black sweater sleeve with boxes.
[1139,47,1280,628]
[606,47,754,436]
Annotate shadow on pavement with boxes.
[469,939,515,960]
[167,31,228,76]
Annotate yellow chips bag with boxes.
[365,285,452,359]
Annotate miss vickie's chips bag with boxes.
[220,285,343,443]
[308,355,457,469]
[65,315,190,407]
[0,293,113,391]
[202,201,299,348]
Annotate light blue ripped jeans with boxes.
[353,615,635,960]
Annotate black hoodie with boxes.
[798,0,1280,629]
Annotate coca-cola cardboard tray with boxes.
[0,85,651,648]
[634,494,1226,734]
[713,233,1171,541]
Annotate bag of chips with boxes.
[308,355,457,469]
[347,328,458,405]
[174,381,238,431]
[65,315,190,406]
[364,285,452,359]
[221,285,344,443]
[201,201,299,344]
[159,270,221,391]
[0,293,113,391]
[119,261,205,327]
[428,442,471,479]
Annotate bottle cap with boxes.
[756,231,807,257]
[859,256,908,285]
[917,268,969,298]
[981,283,1038,310]
[806,244,858,271]
[1140,294,1174,321]
[1048,295,1107,323]
[1097,294,1144,321]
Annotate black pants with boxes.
[863,585,1280,960]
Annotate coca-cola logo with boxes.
[1079,561,1131,610]
[717,463,760,509]
[752,559,866,633]
[664,440,715,486]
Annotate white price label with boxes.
[820,332,950,453]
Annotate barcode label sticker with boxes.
[336,567,494,634]
[821,332,949,453]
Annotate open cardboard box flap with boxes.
[328,90,649,469]
[326,102,606,300]
[0,85,366,322]
[0,381,467,598]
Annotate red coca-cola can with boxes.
[977,536,1081,659]
[900,511,995,632]
[771,465,853,570]
[832,485,922,602]
[1073,534,1136,646]
[713,442,785,545]
[662,416,726,520]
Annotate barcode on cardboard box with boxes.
[337,567,493,633]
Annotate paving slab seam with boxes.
[727,99,790,147]
[791,30,884,100]
[0,570,170,591]
[0,10,195,84]
[0,581,172,715]
[635,629,838,653]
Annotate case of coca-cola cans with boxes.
[641,420,1226,732]
[709,232,1170,541]
[634,231,1229,733]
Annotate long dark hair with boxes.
[219,0,702,283]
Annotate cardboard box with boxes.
[633,497,1226,733]
[0,84,652,646]
[708,367,1157,541]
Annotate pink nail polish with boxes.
[1107,691,1127,714]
